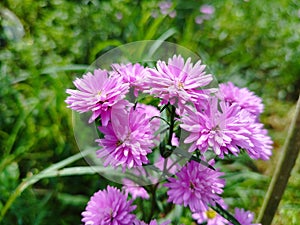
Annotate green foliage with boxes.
[0,0,299,224]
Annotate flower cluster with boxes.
[151,1,176,18]
[195,4,215,25]
[66,54,272,224]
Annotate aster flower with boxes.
[159,1,172,15]
[146,55,213,109]
[200,4,215,15]
[111,63,149,96]
[195,16,204,24]
[65,69,129,125]
[218,82,264,116]
[81,185,136,225]
[122,178,149,200]
[229,208,261,225]
[96,107,155,171]
[164,160,225,212]
[181,98,272,159]
[180,99,254,157]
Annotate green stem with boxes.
[211,203,241,225]
[147,183,160,223]
[258,94,300,225]
[167,105,176,146]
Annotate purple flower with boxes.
[111,63,149,96]
[81,185,136,225]
[115,12,123,20]
[96,107,155,170]
[164,160,225,212]
[181,98,272,159]
[65,69,129,125]
[159,1,172,15]
[146,55,213,109]
[229,208,261,225]
[195,16,204,24]
[168,10,177,18]
[158,1,176,18]
[200,5,215,15]
[218,82,264,116]
[122,178,149,200]
[181,100,254,157]
[195,4,215,25]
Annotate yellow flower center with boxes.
[117,140,123,146]
[206,209,217,219]
[177,81,184,89]
[97,90,102,96]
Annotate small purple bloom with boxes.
[159,1,172,15]
[96,107,155,171]
[168,10,177,18]
[111,63,150,96]
[146,55,213,110]
[200,4,215,15]
[181,100,253,157]
[158,1,176,18]
[65,69,129,125]
[81,185,136,225]
[181,98,272,159]
[115,12,123,20]
[229,208,261,225]
[195,15,204,24]
[164,160,225,212]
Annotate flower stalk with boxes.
[258,94,300,225]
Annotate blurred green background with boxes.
[1,0,299,224]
